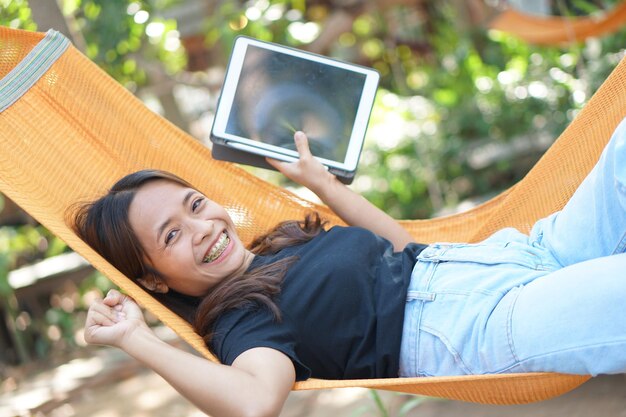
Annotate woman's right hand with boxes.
[84,289,149,349]
[269,132,415,250]
[266,131,339,198]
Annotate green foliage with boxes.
[358,12,626,218]
[37,271,118,356]
[0,253,11,297]
[204,0,317,60]
[62,0,187,88]
[0,225,68,267]
[0,0,36,30]
[0,224,72,361]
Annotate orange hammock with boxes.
[2,26,624,405]
[489,1,626,45]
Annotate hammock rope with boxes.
[489,2,626,45]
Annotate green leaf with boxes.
[368,390,390,417]
[348,404,372,417]
[398,396,427,416]
[0,254,13,297]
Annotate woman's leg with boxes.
[530,118,626,266]
[508,253,626,376]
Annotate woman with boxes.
[73,121,626,417]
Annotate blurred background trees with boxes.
[1,0,625,393]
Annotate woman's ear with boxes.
[136,273,169,294]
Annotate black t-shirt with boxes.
[211,226,426,380]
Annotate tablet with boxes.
[210,36,380,184]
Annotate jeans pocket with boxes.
[418,325,473,376]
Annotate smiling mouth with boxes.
[203,231,230,263]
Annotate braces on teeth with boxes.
[203,232,230,263]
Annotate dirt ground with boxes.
[2,329,625,417]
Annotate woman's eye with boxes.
[165,230,178,244]
[192,197,204,212]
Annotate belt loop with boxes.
[406,291,436,302]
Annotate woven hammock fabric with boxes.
[490,2,626,45]
[3,26,624,404]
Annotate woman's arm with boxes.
[267,131,415,250]
[85,290,294,417]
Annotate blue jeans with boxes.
[399,118,626,377]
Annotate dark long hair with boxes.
[69,169,325,350]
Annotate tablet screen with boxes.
[224,44,367,163]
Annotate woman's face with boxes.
[128,179,254,296]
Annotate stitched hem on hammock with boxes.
[0,29,70,113]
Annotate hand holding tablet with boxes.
[210,36,380,184]
[265,131,338,195]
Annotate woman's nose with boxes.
[191,218,215,245]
